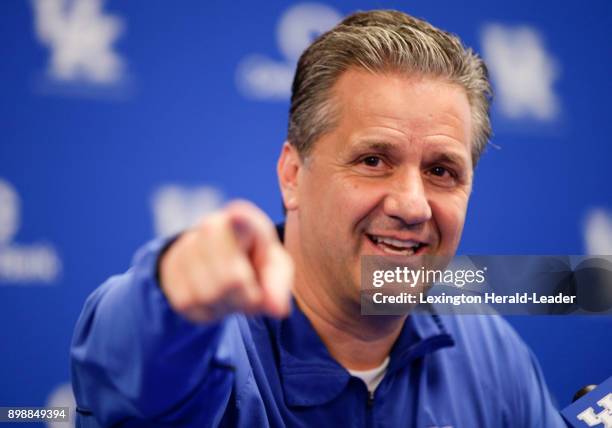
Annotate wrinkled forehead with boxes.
[321,68,474,163]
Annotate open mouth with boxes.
[366,234,426,256]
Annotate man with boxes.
[71,10,565,427]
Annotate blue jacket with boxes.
[71,236,566,427]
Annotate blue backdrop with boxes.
[1,0,611,425]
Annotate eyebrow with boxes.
[430,152,469,169]
[348,140,402,156]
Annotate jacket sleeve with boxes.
[498,317,568,428]
[517,348,569,428]
[70,238,237,427]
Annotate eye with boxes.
[426,165,459,187]
[430,166,450,177]
[362,156,382,167]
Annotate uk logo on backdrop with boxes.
[0,179,61,284]
[45,383,76,428]
[236,4,563,126]
[584,209,612,255]
[151,184,225,238]
[481,23,561,122]
[30,0,129,98]
[236,3,341,100]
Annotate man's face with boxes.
[287,68,474,305]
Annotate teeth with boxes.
[382,246,415,256]
[369,235,421,255]
[372,235,420,249]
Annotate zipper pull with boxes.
[367,390,375,407]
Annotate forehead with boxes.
[326,68,473,159]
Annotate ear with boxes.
[277,142,302,212]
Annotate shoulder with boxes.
[438,314,535,382]
[442,314,526,356]
[434,315,565,426]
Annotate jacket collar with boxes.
[272,224,455,407]
[276,300,350,406]
[274,300,455,407]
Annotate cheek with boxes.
[430,193,469,246]
[299,166,386,236]
[338,180,387,227]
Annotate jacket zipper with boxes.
[367,390,375,407]
[366,390,375,427]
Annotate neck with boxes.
[284,218,405,371]
[294,289,405,371]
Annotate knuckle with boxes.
[226,200,275,233]
[220,260,254,289]
[245,289,265,310]
[219,274,248,294]
[196,211,228,236]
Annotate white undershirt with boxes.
[347,357,390,393]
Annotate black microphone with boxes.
[573,385,598,402]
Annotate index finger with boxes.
[225,200,294,317]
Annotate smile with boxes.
[366,234,426,256]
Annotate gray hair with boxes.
[287,10,492,165]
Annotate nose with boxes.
[383,169,432,226]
